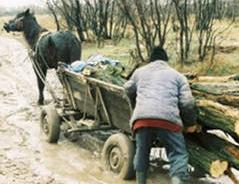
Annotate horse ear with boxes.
[25,9,30,16]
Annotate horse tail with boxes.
[47,36,57,64]
[48,37,56,55]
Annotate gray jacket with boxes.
[124,60,197,129]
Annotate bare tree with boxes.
[73,0,85,41]
[49,0,86,41]
[46,0,60,31]
[194,0,217,61]
[118,0,172,62]
[172,0,232,64]
[172,0,195,65]
[46,0,128,44]
[214,0,239,21]
[46,0,235,65]
[193,0,233,62]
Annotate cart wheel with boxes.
[102,133,135,180]
[40,104,61,143]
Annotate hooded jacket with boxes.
[124,60,197,129]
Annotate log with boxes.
[187,142,228,178]
[191,82,239,95]
[193,90,239,107]
[225,167,239,184]
[191,132,239,170]
[197,100,239,138]
[188,73,239,82]
[191,82,239,107]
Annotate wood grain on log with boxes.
[187,143,228,178]
[191,132,239,170]
[197,100,239,138]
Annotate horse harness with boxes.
[28,30,59,104]
[34,30,51,69]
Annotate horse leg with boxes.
[34,66,47,105]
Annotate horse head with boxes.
[3,9,36,33]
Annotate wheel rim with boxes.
[109,146,123,173]
[41,114,49,135]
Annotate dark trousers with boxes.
[134,127,189,180]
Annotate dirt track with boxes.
[0,36,160,184]
[0,36,237,184]
[0,36,112,184]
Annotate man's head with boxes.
[149,46,168,62]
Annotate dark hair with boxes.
[149,46,168,62]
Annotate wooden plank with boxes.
[63,69,124,94]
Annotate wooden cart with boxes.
[40,64,135,179]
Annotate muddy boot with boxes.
[136,172,147,184]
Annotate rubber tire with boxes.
[102,133,135,180]
[40,104,61,143]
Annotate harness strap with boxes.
[34,31,51,69]
[29,30,59,104]
[29,50,59,104]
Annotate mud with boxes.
[0,36,237,184]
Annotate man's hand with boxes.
[184,124,202,133]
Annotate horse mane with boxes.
[21,12,48,50]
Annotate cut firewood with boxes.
[191,132,239,170]
[191,82,239,107]
[187,143,228,178]
[189,73,239,82]
[191,82,239,95]
[197,100,239,138]
[193,90,239,107]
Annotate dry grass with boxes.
[36,14,56,32]
[171,18,239,76]
[1,14,239,76]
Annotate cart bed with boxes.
[58,67,132,133]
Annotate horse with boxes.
[3,9,82,105]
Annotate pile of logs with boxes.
[94,67,239,180]
[185,73,239,182]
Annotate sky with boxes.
[0,0,45,9]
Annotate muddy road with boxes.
[0,36,169,184]
[0,36,123,184]
[0,36,236,184]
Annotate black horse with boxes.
[4,9,81,105]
